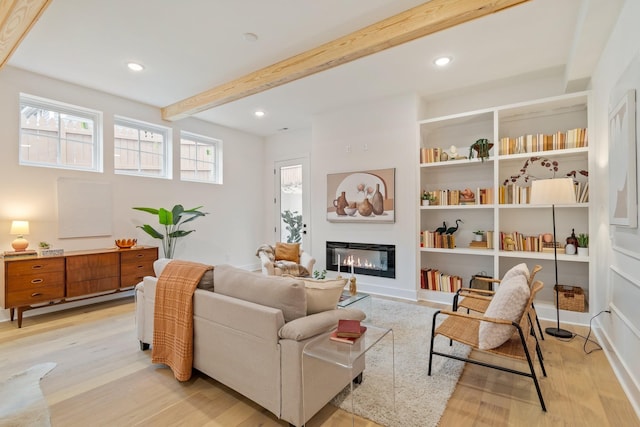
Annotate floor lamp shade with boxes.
[529,178,576,339]
[530,178,576,205]
[10,220,30,251]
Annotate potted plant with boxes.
[472,230,484,242]
[133,204,208,258]
[281,210,302,243]
[39,241,51,250]
[469,138,493,162]
[421,191,435,206]
[577,233,589,256]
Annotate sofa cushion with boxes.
[302,278,347,314]
[214,264,306,322]
[153,258,214,292]
[275,242,300,263]
[279,308,366,341]
[478,273,530,350]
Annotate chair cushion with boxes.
[478,273,530,350]
[153,258,214,291]
[275,242,300,263]
[302,278,347,314]
[214,264,306,322]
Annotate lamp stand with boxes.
[545,204,573,339]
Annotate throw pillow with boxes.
[303,278,347,314]
[501,262,530,285]
[478,273,530,350]
[275,242,300,263]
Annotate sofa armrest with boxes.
[258,251,277,275]
[278,308,365,341]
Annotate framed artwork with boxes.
[327,168,395,223]
[609,89,637,228]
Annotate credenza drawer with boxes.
[6,271,65,292]
[120,247,157,263]
[120,263,154,288]
[66,277,120,297]
[7,284,65,307]
[6,258,65,277]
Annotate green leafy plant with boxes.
[577,233,589,248]
[39,241,50,248]
[469,138,492,162]
[472,230,484,236]
[421,191,435,202]
[133,205,208,258]
[281,210,302,243]
[313,269,327,280]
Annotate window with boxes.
[19,94,102,172]
[180,131,222,184]
[114,117,170,178]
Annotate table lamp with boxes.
[10,220,30,251]
[530,178,576,338]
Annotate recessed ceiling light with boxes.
[127,62,144,72]
[254,110,265,117]
[434,56,452,67]
[243,32,258,42]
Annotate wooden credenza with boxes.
[1,246,158,327]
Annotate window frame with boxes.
[179,130,223,184]
[19,93,103,172]
[114,116,172,179]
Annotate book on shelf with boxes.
[498,127,587,155]
[2,250,38,258]
[336,319,365,338]
[469,241,488,249]
[420,268,463,292]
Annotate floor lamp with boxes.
[530,178,576,338]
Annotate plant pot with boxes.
[577,247,589,257]
[421,200,430,206]
[474,234,483,242]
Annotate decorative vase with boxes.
[565,243,576,255]
[372,184,384,215]
[566,229,578,247]
[349,275,357,296]
[358,197,373,216]
[421,199,430,206]
[333,191,348,216]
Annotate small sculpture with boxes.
[445,219,463,235]
[460,188,475,201]
[434,221,447,234]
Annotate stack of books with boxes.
[329,319,367,344]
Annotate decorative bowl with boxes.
[344,207,357,216]
[115,238,137,249]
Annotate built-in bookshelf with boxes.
[417,92,591,323]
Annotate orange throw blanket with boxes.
[151,260,213,381]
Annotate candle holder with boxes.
[349,275,357,296]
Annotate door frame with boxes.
[274,156,310,252]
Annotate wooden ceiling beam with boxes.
[162,0,529,121]
[0,0,52,69]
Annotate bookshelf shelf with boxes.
[417,91,591,321]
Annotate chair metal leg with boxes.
[516,326,547,411]
[427,311,440,376]
[532,303,545,340]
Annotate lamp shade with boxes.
[529,178,576,205]
[10,220,29,236]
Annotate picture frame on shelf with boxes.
[608,89,637,228]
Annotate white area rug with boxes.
[331,298,470,427]
[0,362,56,427]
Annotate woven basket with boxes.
[554,285,585,312]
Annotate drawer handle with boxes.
[137,265,144,269]
[136,254,144,258]
[31,292,42,297]
[32,265,44,270]
[31,278,44,284]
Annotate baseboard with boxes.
[594,323,640,420]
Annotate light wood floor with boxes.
[0,297,638,427]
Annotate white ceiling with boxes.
[7,0,622,137]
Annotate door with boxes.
[275,157,310,252]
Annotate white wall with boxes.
[590,0,640,415]
[0,66,266,321]
[310,94,420,300]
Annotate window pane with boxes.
[114,119,168,178]
[180,132,221,184]
[19,95,101,172]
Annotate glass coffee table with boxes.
[301,323,394,426]
[337,291,372,320]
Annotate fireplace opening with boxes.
[326,241,395,279]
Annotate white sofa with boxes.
[135,263,365,427]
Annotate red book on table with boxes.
[336,319,366,338]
